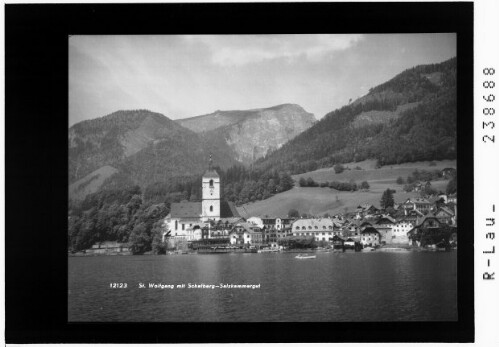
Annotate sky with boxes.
[69,34,456,126]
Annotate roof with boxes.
[292,218,336,229]
[203,169,220,178]
[171,202,202,218]
[417,215,443,227]
[437,206,455,216]
[408,198,431,204]
[361,227,380,234]
[220,200,241,218]
[231,222,261,234]
[376,215,396,224]
[219,217,245,224]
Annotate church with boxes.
[163,161,241,242]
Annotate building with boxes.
[264,226,293,248]
[292,218,342,242]
[246,217,264,228]
[372,215,395,244]
[433,206,456,226]
[355,204,379,219]
[400,198,433,214]
[407,216,450,247]
[261,217,295,231]
[229,222,263,246]
[360,227,381,247]
[163,161,240,243]
[391,219,413,244]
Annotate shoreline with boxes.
[68,246,456,257]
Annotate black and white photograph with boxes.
[68,33,459,322]
[5,1,479,344]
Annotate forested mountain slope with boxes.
[254,57,457,175]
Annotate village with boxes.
[84,165,458,255]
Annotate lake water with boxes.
[68,251,457,322]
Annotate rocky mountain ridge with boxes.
[176,103,316,163]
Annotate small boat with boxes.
[257,248,280,253]
[295,254,316,259]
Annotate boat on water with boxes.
[295,254,316,259]
[257,248,280,253]
[378,247,409,252]
[197,246,257,254]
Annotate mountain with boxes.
[68,110,238,200]
[254,57,457,174]
[176,103,316,163]
[69,104,315,201]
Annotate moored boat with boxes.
[295,254,316,259]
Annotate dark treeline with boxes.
[138,164,295,206]
[68,185,169,254]
[68,164,295,252]
[298,176,368,192]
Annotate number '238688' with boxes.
[483,68,495,143]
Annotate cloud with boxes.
[187,34,364,67]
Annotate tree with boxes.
[151,220,167,254]
[306,177,317,187]
[279,173,295,191]
[403,183,414,192]
[380,188,395,209]
[396,176,405,184]
[129,222,151,255]
[446,176,457,194]
[360,181,370,190]
[299,177,307,187]
[288,209,300,218]
[334,164,345,174]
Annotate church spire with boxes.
[208,153,213,171]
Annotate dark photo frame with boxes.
[5,2,474,343]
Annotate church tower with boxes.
[201,155,221,221]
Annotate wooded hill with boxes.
[254,57,457,175]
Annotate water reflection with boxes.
[69,252,457,322]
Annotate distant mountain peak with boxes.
[176,103,316,163]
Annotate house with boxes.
[246,217,264,228]
[229,222,263,246]
[391,219,413,244]
[264,226,293,247]
[341,220,361,237]
[261,217,295,231]
[434,206,456,226]
[331,235,344,250]
[407,216,450,247]
[360,227,381,247]
[400,198,433,214]
[372,225,393,245]
[375,215,396,228]
[359,220,373,231]
[355,204,379,219]
[343,237,357,250]
[292,218,342,242]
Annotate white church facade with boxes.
[162,165,240,242]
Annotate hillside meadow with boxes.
[237,160,455,218]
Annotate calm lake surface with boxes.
[68,251,457,322]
